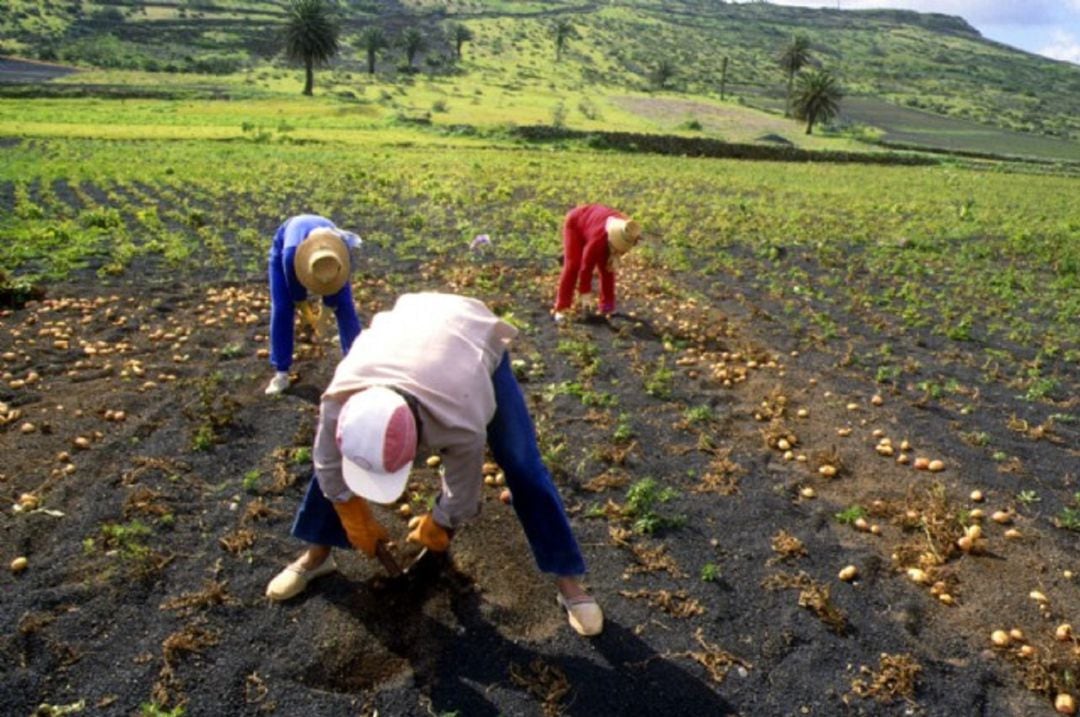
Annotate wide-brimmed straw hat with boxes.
[294,227,351,296]
[337,386,418,504]
[606,217,642,256]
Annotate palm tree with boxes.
[777,35,811,117]
[401,27,426,69]
[792,69,843,135]
[359,26,387,75]
[450,23,473,61]
[719,55,729,101]
[284,0,339,96]
[651,59,676,90]
[553,19,575,62]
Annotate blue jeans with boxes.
[486,352,586,576]
[290,353,587,576]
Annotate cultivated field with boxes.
[1,126,1078,716]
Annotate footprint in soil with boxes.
[606,312,660,341]
[285,383,323,405]
[315,562,737,715]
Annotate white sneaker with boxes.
[265,372,290,396]
[552,312,566,324]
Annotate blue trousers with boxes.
[268,247,361,372]
[290,353,587,576]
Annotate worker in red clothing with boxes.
[552,204,642,323]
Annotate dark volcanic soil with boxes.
[1,248,1077,717]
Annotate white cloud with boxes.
[738,1,1071,25]
[1039,30,1080,63]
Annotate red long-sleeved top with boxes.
[553,204,625,313]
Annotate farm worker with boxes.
[552,203,642,323]
[266,292,603,636]
[266,214,363,395]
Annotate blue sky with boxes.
[735,1,1080,64]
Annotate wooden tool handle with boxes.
[375,541,402,577]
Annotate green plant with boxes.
[834,505,867,525]
[683,404,715,425]
[242,470,261,493]
[292,446,312,465]
[1016,490,1040,506]
[1057,508,1080,532]
[614,413,634,443]
[875,365,901,383]
[186,372,237,452]
[557,338,599,374]
[1024,376,1059,401]
[624,478,683,535]
[700,563,721,582]
[645,358,674,399]
[219,343,244,359]
[959,430,990,447]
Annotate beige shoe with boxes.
[266,556,336,601]
[558,592,604,636]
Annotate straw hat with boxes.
[294,227,350,296]
[606,217,642,256]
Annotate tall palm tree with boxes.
[450,23,473,61]
[359,26,387,75]
[792,69,843,134]
[777,35,811,117]
[553,19,575,62]
[284,0,339,96]
[401,27,426,69]
[651,58,676,90]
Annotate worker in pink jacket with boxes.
[552,204,642,322]
[266,293,603,636]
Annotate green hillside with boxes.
[3,0,1079,154]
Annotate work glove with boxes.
[407,513,453,552]
[299,298,323,336]
[332,496,389,557]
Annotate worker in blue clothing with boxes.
[266,215,363,395]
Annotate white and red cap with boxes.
[336,386,418,504]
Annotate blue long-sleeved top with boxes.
[268,215,362,372]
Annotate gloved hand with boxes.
[332,496,389,557]
[299,298,323,337]
[407,513,453,552]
